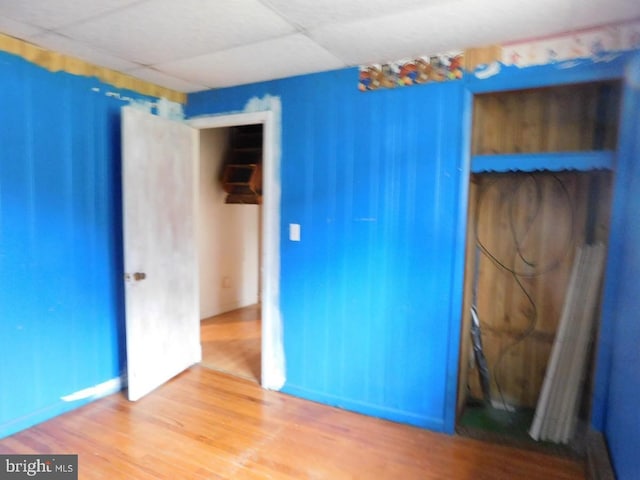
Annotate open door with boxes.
[122,107,200,401]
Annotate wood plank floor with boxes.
[0,367,584,479]
[200,305,261,382]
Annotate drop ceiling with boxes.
[0,0,638,93]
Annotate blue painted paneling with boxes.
[2,40,636,457]
[189,69,465,431]
[599,54,640,480]
[0,52,156,438]
[2,43,637,455]
[189,55,639,438]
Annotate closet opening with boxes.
[456,80,621,456]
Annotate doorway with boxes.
[197,124,262,382]
[189,111,285,391]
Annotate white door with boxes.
[122,107,200,401]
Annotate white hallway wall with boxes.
[198,127,260,318]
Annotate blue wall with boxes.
[189,69,465,431]
[600,55,640,480]
[189,57,640,462]
[0,52,157,438]
[2,45,638,477]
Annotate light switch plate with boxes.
[289,223,301,241]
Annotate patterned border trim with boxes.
[502,21,640,67]
[358,52,463,92]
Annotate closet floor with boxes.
[456,399,586,459]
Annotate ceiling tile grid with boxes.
[58,0,298,64]
[308,0,575,65]
[0,0,142,30]
[261,0,444,30]
[158,33,346,90]
[0,0,638,93]
[0,15,44,39]
[125,66,208,92]
[26,31,140,72]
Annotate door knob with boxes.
[133,272,146,281]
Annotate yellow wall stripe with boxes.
[0,32,186,104]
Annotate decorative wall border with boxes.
[358,52,463,91]
[502,20,640,67]
[358,20,640,91]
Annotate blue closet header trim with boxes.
[471,151,615,173]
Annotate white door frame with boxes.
[189,111,285,390]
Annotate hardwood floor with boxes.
[0,367,584,479]
[200,305,261,382]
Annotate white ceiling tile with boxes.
[263,0,445,29]
[0,16,45,39]
[563,0,640,31]
[127,67,208,93]
[0,0,141,29]
[157,34,346,88]
[309,0,577,65]
[59,0,298,64]
[28,32,140,71]
[2,0,634,91]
